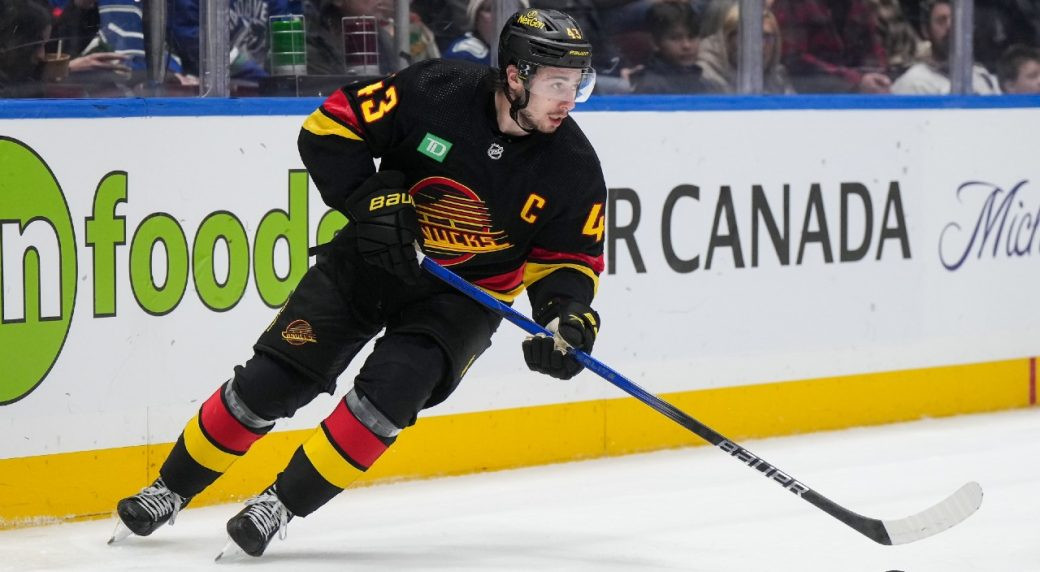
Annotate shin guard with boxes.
[160,382,274,497]
[276,389,398,516]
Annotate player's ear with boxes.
[505,64,523,89]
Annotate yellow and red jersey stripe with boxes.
[470,247,604,303]
[302,90,365,141]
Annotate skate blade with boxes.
[107,520,132,545]
[214,537,246,562]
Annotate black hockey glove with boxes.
[522,299,600,380]
[345,171,421,285]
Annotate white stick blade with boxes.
[882,481,983,545]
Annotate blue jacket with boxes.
[444,32,490,66]
[168,0,294,78]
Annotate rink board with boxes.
[0,357,1030,527]
[3,98,1040,526]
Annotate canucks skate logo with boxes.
[0,138,78,405]
[409,176,512,265]
[281,319,317,345]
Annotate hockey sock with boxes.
[160,381,275,497]
[274,389,398,516]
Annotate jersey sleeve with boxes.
[298,70,416,213]
[524,162,607,312]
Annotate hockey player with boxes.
[110,8,606,558]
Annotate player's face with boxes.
[510,66,581,133]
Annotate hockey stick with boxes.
[419,255,983,545]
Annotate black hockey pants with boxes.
[159,230,501,516]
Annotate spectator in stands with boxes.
[304,0,399,75]
[445,0,494,64]
[88,0,146,79]
[699,0,732,38]
[891,0,1000,94]
[446,0,527,66]
[230,0,293,79]
[45,0,132,78]
[697,3,795,93]
[168,0,291,82]
[630,0,718,94]
[166,0,202,78]
[49,0,98,56]
[411,0,469,53]
[378,0,441,64]
[974,0,1040,74]
[772,0,892,93]
[533,0,632,92]
[0,0,50,97]
[871,0,922,78]
[0,0,130,97]
[996,44,1040,94]
[699,0,763,38]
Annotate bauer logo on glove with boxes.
[367,192,413,211]
[345,171,422,285]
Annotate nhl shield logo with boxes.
[487,143,504,160]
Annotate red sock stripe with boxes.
[198,387,264,454]
[322,399,388,469]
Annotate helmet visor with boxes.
[524,66,597,103]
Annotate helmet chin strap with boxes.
[505,86,538,134]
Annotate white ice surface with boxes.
[3,408,1037,572]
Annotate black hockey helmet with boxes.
[499,9,593,71]
[498,9,596,102]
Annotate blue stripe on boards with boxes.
[578,93,1040,112]
[1,94,1039,119]
[0,98,321,119]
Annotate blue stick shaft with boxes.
[418,255,894,544]
[419,256,723,443]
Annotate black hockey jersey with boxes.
[298,59,606,305]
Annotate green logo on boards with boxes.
[0,138,78,404]
[0,139,351,407]
[418,133,452,163]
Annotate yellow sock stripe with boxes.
[182,414,240,473]
[302,110,362,140]
[301,427,365,489]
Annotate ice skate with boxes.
[216,485,292,559]
[108,477,190,544]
